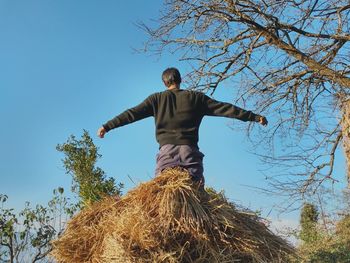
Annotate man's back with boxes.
[152,89,204,147]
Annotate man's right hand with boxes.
[97,126,107,138]
[259,116,268,126]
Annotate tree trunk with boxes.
[341,99,350,187]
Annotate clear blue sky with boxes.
[0,0,346,227]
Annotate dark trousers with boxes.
[155,144,205,187]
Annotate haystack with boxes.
[51,168,294,262]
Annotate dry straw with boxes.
[51,167,294,262]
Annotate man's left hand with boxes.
[259,116,268,126]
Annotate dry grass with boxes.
[51,167,294,262]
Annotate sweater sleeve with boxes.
[202,94,261,122]
[103,95,155,132]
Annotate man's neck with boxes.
[167,84,180,90]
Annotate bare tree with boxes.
[139,0,350,199]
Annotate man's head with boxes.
[162,67,181,88]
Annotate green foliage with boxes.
[56,130,123,205]
[1,131,123,262]
[342,189,350,214]
[298,235,350,263]
[336,215,350,244]
[0,189,78,263]
[300,203,319,244]
[297,206,350,263]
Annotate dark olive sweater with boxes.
[103,89,261,147]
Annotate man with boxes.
[97,67,267,188]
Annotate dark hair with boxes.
[162,67,181,87]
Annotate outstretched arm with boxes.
[203,95,268,126]
[97,95,155,138]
